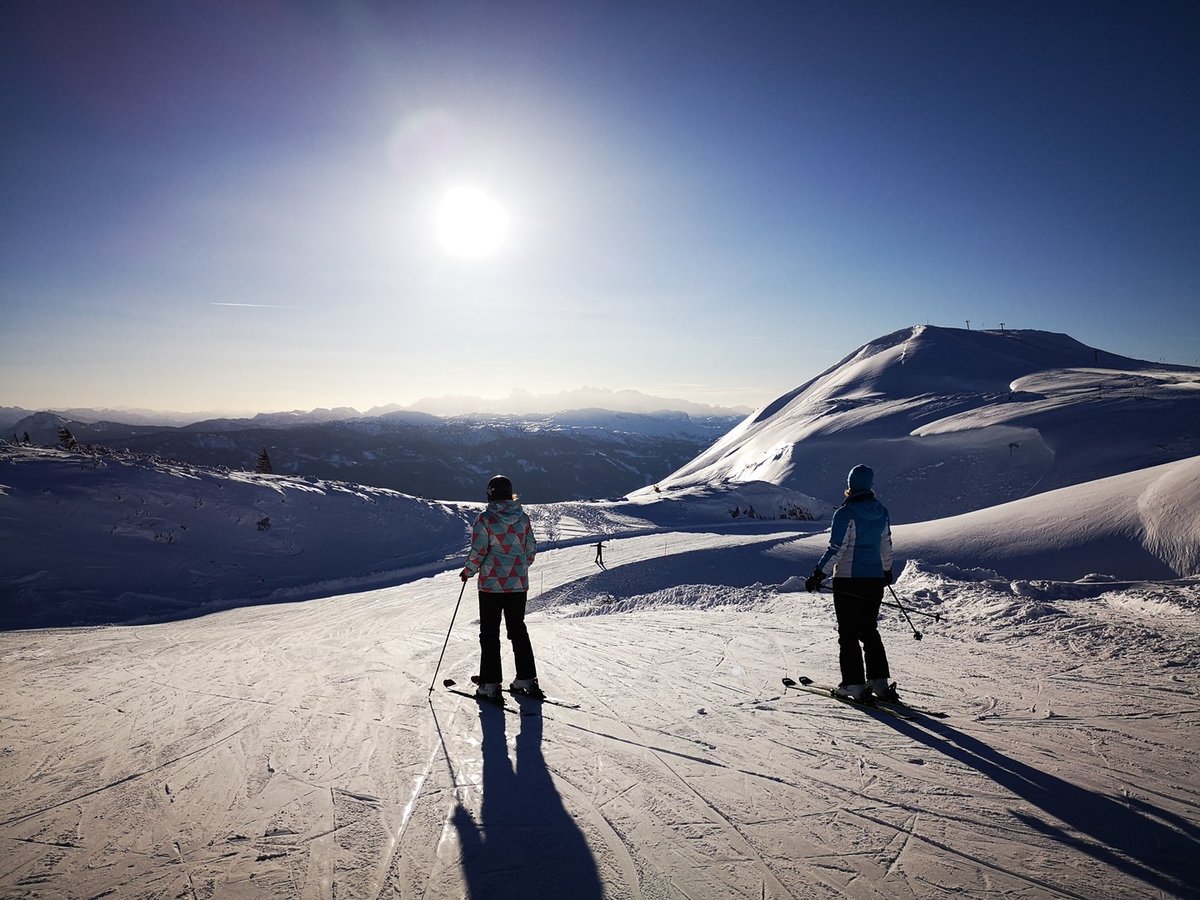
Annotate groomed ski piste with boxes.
[2,327,1199,898]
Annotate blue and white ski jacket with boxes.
[815,491,893,579]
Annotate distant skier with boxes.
[460,475,542,700]
[804,465,897,702]
[594,541,607,570]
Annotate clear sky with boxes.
[3,1,1198,415]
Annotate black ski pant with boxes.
[478,591,537,684]
[832,577,890,686]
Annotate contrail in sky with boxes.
[211,302,304,309]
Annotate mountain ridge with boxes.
[651,326,1200,522]
[0,387,751,432]
[5,409,741,504]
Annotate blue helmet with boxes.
[847,465,874,492]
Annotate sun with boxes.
[436,186,511,258]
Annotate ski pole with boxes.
[882,599,941,621]
[886,584,941,621]
[429,578,468,694]
[887,584,924,640]
[824,579,941,621]
[818,580,938,639]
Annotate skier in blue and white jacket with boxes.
[805,465,896,702]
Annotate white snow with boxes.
[2,327,1198,898]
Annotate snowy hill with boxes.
[649,326,1200,522]
[0,445,472,629]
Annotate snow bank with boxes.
[894,455,1200,580]
[894,559,1200,668]
[0,446,470,628]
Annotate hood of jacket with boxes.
[486,500,525,524]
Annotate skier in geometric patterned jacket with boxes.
[460,474,542,700]
[804,464,897,703]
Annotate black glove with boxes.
[884,569,893,585]
[804,570,825,593]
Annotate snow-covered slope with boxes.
[648,326,1200,522]
[0,446,471,629]
[898,454,1200,580]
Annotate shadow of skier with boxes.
[878,712,1199,895]
[452,702,604,899]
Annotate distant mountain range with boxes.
[2,407,741,503]
[12,328,1195,514]
[388,386,752,418]
[0,387,750,432]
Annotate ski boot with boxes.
[832,683,867,701]
[470,676,503,704]
[869,678,901,703]
[509,677,546,700]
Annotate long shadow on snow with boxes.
[878,712,1199,896]
[452,701,604,899]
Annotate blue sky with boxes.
[3,1,1198,414]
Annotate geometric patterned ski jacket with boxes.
[463,500,538,593]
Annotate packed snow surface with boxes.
[3,532,1198,898]
[2,326,1198,898]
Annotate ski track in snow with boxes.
[2,530,1198,899]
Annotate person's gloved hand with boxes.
[804,570,825,593]
[460,568,472,583]
[884,569,893,585]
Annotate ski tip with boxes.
[442,678,456,688]
[782,676,815,687]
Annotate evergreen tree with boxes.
[256,448,273,474]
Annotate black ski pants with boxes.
[478,591,537,684]
[832,577,890,686]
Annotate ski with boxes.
[506,690,581,709]
[442,686,540,716]
[443,686,503,707]
[784,676,949,718]
[462,675,582,710]
[781,677,917,720]
[872,696,948,719]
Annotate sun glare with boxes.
[436,186,510,258]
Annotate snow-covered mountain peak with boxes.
[650,327,1200,522]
